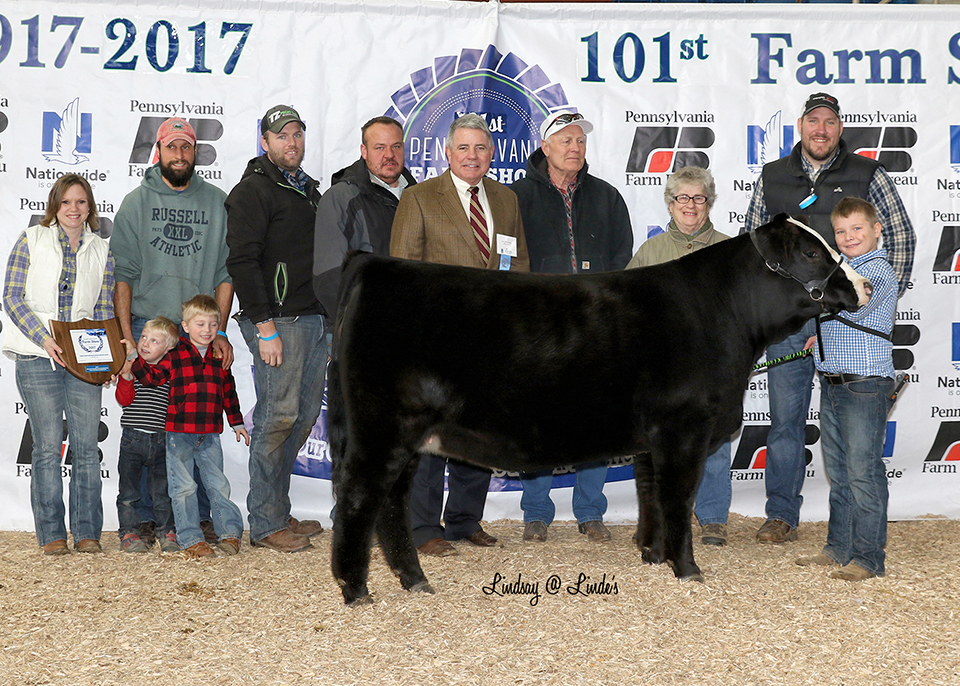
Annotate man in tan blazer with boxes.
[390,113,528,557]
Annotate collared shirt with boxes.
[556,178,580,272]
[815,248,897,379]
[450,172,495,238]
[370,170,408,201]
[281,166,310,194]
[743,151,915,297]
[132,337,243,434]
[3,228,115,349]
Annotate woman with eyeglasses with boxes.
[626,166,724,268]
[625,165,733,546]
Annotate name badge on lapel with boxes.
[496,234,517,271]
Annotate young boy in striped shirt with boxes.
[116,316,180,553]
[798,197,898,581]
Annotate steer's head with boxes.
[752,213,871,314]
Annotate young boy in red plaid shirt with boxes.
[130,294,249,558]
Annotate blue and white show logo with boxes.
[386,45,570,185]
[42,98,92,164]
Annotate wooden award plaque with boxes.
[48,317,125,384]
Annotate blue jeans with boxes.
[819,376,893,577]
[764,319,816,528]
[519,462,608,525]
[165,432,243,549]
[15,355,103,547]
[130,314,211,523]
[694,439,732,525]
[239,315,327,541]
[117,427,173,536]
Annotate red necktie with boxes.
[469,186,490,261]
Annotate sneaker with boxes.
[578,520,612,542]
[700,523,727,546]
[159,531,180,553]
[523,521,548,542]
[183,541,216,558]
[756,519,798,544]
[120,533,149,553]
[138,521,157,548]
[219,538,241,556]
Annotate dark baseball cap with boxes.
[802,93,841,117]
[261,105,306,134]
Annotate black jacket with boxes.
[312,158,417,317]
[761,139,879,243]
[511,149,633,274]
[225,154,323,322]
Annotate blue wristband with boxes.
[258,331,279,342]
[217,330,228,338]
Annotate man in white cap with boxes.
[510,110,634,543]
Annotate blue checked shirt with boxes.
[3,229,115,349]
[743,150,916,298]
[815,248,896,379]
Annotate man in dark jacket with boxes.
[744,92,915,545]
[313,116,416,317]
[224,104,326,553]
[510,110,634,544]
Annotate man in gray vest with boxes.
[743,92,915,544]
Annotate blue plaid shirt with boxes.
[3,228,115,349]
[743,151,916,298]
[815,248,896,379]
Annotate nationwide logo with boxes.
[42,97,92,164]
[951,126,960,173]
[730,424,820,479]
[842,126,917,174]
[625,126,714,177]
[746,110,794,174]
[128,115,223,179]
[384,44,570,185]
[15,418,109,478]
[923,421,960,473]
[954,323,960,371]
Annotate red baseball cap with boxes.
[156,117,197,146]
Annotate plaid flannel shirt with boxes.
[132,337,243,434]
[743,151,916,297]
[3,229,115,349]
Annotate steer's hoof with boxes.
[346,594,375,607]
[680,573,705,583]
[409,580,436,594]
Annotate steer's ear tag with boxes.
[799,192,817,209]
[499,254,512,271]
[496,234,518,257]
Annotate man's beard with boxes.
[160,159,195,188]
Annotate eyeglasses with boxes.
[551,113,584,126]
[673,194,708,205]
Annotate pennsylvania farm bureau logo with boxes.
[385,44,570,184]
[746,110,794,174]
[624,112,715,184]
[127,100,225,180]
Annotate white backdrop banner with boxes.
[0,0,958,532]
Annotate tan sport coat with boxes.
[390,169,529,271]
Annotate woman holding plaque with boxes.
[3,174,115,555]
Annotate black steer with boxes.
[328,213,870,605]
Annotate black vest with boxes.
[761,140,880,246]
